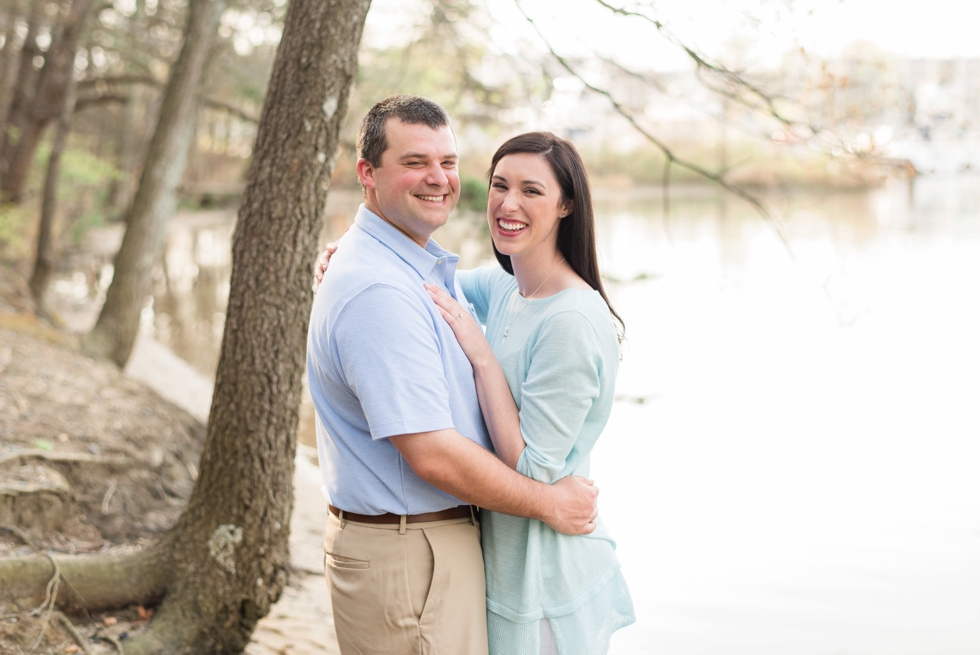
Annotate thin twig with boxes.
[55,612,93,655]
[515,0,793,252]
[101,479,118,515]
[590,0,910,175]
[593,52,668,93]
[27,553,61,654]
[31,553,60,614]
[0,525,41,550]
[591,0,820,136]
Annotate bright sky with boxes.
[365,0,980,71]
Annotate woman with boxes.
[317,132,634,654]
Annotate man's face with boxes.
[357,118,460,248]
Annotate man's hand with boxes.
[540,476,599,535]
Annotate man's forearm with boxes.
[391,429,546,519]
[389,429,597,535]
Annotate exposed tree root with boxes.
[0,548,168,613]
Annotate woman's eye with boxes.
[491,183,507,190]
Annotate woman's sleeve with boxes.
[515,310,604,483]
[456,267,495,325]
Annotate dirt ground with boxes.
[0,264,338,654]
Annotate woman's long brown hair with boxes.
[488,132,625,337]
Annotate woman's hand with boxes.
[424,283,494,369]
[428,282,525,469]
[312,242,338,293]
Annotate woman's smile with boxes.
[496,217,529,235]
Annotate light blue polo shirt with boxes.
[307,204,491,515]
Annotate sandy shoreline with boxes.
[126,330,340,655]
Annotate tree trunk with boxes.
[28,49,78,310]
[0,0,42,187]
[105,87,142,219]
[83,0,224,367]
[2,0,370,648]
[1,0,95,203]
[0,2,26,131]
[104,0,371,650]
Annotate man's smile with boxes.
[416,194,446,203]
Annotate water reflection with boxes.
[154,220,233,379]
[68,176,980,655]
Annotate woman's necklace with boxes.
[502,257,565,341]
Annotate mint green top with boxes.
[458,266,634,655]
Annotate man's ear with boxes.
[356,158,377,189]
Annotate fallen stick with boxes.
[55,611,94,655]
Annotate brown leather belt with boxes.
[328,504,473,525]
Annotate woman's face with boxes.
[487,153,570,262]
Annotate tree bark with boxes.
[1,0,370,646]
[141,0,370,643]
[100,0,371,650]
[84,0,224,367]
[28,50,79,310]
[1,0,94,203]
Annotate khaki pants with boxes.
[324,511,489,655]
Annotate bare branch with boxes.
[201,97,259,123]
[515,0,791,250]
[591,51,667,93]
[74,92,130,112]
[74,79,260,123]
[77,74,162,89]
[591,0,820,138]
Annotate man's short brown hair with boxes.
[356,95,451,168]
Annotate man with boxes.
[307,95,599,654]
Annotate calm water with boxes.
[591,178,980,655]
[69,178,980,654]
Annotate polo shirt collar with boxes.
[354,204,458,281]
